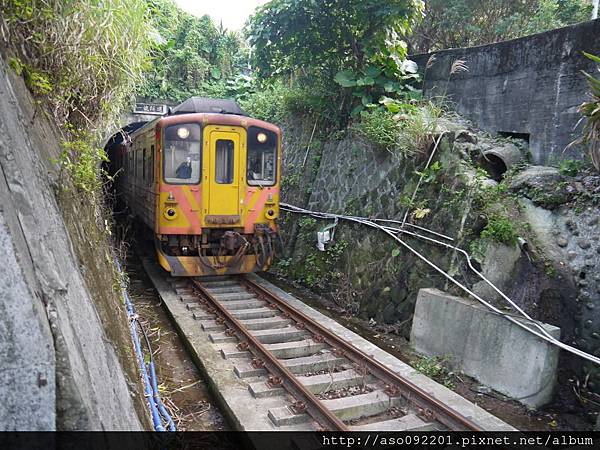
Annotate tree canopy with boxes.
[246,0,424,76]
[138,0,248,102]
[411,0,592,53]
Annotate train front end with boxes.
[155,104,280,277]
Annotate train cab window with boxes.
[163,123,201,184]
[215,139,234,184]
[247,127,276,186]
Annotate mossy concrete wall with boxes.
[278,116,600,404]
[0,56,143,429]
[413,19,600,165]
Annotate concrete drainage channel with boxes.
[142,257,515,432]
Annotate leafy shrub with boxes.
[352,101,442,156]
[58,130,109,195]
[240,80,330,125]
[352,108,400,152]
[481,215,518,246]
[558,159,585,177]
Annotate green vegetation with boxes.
[57,130,109,194]
[558,158,586,176]
[278,217,349,291]
[246,0,424,121]
[351,101,442,156]
[577,52,600,172]
[2,0,152,199]
[413,356,455,389]
[239,80,329,124]
[139,0,248,102]
[412,0,592,53]
[480,215,518,246]
[352,109,399,152]
[2,0,151,128]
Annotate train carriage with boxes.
[107,97,281,276]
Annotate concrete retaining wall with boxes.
[0,55,142,430]
[410,288,560,408]
[413,19,600,165]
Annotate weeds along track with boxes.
[164,274,483,431]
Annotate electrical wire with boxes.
[280,203,600,366]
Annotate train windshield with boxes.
[247,127,277,186]
[163,123,201,184]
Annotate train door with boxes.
[206,128,243,221]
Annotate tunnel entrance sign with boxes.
[134,103,167,116]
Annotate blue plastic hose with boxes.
[115,257,175,431]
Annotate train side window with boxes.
[150,145,154,182]
[142,148,146,181]
[163,123,201,184]
[247,127,276,186]
[215,139,234,184]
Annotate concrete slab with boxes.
[206,286,248,294]
[268,406,309,426]
[229,307,277,320]
[202,280,238,288]
[220,346,250,359]
[213,292,257,301]
[296,369,365,394]
[208,332,238,344]
[239,317,292,330]
[199,320,225,332]
[251,327,308,344]
[192,310,215,321]
[249,381,285,398]
[321,390,398,421]
[222,299,265,310]
[247,274,515,431]
[350,414,437,431]
[264,339,326,359]
[234,362,268,378]
[281,353,346,375]
[411,288,560,408]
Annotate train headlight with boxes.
[265,209,277,220]
[164,207,178,220]
[177,127,190,139]
[257,132,267,144]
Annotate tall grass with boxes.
[1,0,151,128]
[579,52,600,172]
[0,0,153,196]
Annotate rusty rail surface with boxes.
[193,275,483,431]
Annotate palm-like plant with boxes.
[580,52,600,171]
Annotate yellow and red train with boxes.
[107,97,281,276]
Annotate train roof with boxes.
[170,97,247,116]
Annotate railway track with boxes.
[168,274,484,432]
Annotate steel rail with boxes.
[191,279,349,431]
[239,276,484,432]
